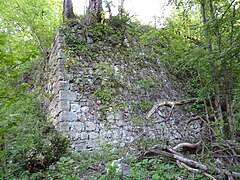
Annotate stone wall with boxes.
[45,28,199,152]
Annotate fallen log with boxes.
[147,145,240,178]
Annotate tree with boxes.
[63,0,75,21]
[0,0,62,53]
[87,0,103,23]
[164,0,240,138]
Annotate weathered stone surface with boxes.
[59,90,77,101]
[58,100,70,111]
[81,106,89,113]
[86,122,96,131]
[59,111,77,122]
[116,120,126,127]
[58,81,69,90]
[44,29,200,152]
[89,132,99,139]
[58,122,71,132]
[71,103,80,112]
[70,130,80,141]
[80,132,88,140]
[71,122,84,131]
[58,58,66,65]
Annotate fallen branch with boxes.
[177,160,216,180]
[147,98,198,119]
[147,145,240,178]
[173,140,201,151]
[184,116,203,132]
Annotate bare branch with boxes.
[147,98,198,119]
[173,140,201,150]
[177,160,217,180]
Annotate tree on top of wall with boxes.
[63,0,75,21]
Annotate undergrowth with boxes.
[0,96,69,179]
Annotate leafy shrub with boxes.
[94,87,113,102]
[44,157,81,180]
[128,158,187,180]
[0,97,69,178]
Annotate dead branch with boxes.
[147,98,198,119]
[147,145,240,178]
[173,140,201,151]
[177,160,216,180]
[184,116,203,130]
[166,105,175,121]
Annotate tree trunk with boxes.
[63,0,75,21]
[208,0,223,121]
[223,4,236,138]
[87,0,103,23]
[200,0,223,124]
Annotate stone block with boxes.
[106,114,114,121]
[57,49,64,58]
[116,120,126,127]
[113,131,121,140]
[59,100,70,111]
[70,84,79,91]
[59,111,77,122]
[58,122,71,132]
[89,132,99,139]
[58,81,69,90]
[71,122,84,131]
[75,143,87,151]
[71,103,80,113]
[58,58,66,65]
[80,132,88,140]
[115,111,123,120]
[58,64,65,72]
[55,71,66,81]
[70,130,80,141]
[81,106,89,113]
[59,90,77,101]
[78,114,87,121]
[86,122,96,131]
[99,122,105,129]
[86,141,95,150]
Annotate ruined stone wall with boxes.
[45,29,199,152]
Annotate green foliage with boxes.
[130,77,162,93]
[94,62,115,76]
[96,157,202,180]
[129,115,145,125]
[44,157,81,180]
[0,0,62,52]
[65,57,79,68]
[137,78,162,89]
[0,2,66,175]
[94,87,113,102]
[128,158,187,179]
[0,97,69,178]
[63,24,88,55]
[132,100,154,113]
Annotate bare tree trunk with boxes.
[208,0,223,121]
[223,4,236,138]
[200,0,223,125]
[105,1,112,18]
[63,0,75,21]
[87,0,103,23]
